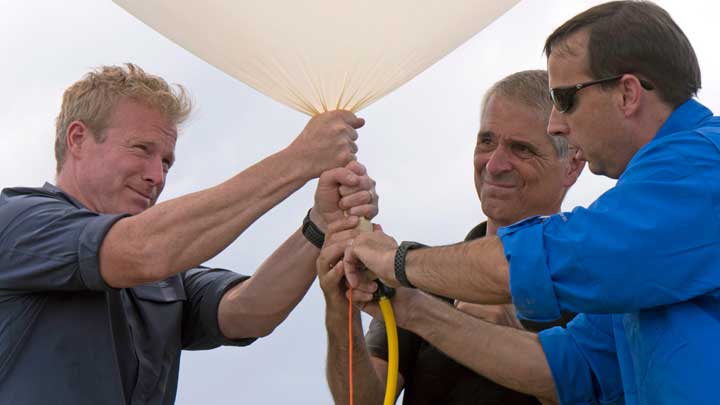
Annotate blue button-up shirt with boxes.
[499,99,720,404]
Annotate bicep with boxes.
[99,216,163,288]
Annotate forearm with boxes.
[325,304,385,405]
[101,148,309,287]
[218,228,318,338]
[405,293,558,403]
[406,236,511,304]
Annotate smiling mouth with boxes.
[128,187,153,201]
[483,181,516,189]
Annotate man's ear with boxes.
[619,74,645,118]
[66,120,90,159]
[563,147,586,188]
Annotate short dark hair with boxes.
[544,1,700,108]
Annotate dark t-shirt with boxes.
[0,184,255,404]
[366,222,575,404]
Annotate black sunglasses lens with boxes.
[551,88,575,113]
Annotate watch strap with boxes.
[394,241,426,288]
[302,209,325,249]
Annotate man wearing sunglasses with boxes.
[343,1,720,404]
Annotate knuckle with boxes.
[333,123,348,134]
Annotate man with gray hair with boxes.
[0,63,378,404]
[318,70,584,404]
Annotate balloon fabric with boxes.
[113,0,520,115]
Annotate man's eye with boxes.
[476,135,495,150]
[134,144,148,152]
[512,144,535,157]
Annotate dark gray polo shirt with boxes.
[0,184,255,404]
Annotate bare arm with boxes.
[217,228,318,338]
[345,230,511,305]
[218,161,379,339]
[100,111,364,288]
[318,228,404,405]
[325,297,392,405]
[363,288,558,404]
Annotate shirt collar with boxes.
[41,182,87,209]
[653,98,714,142]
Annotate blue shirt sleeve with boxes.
[0,194,127,293]
[499,131,720,319]
[539,314,624,405]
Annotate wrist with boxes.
[302,209,325,248]
[308,206,328,233]
[278,146,315,183]
[394,241,427,288]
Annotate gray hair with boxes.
[481,70,569,159]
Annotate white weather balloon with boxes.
[112,0,519,115]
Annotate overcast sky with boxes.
[2,1,719,404]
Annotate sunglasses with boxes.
[550,74,655,113]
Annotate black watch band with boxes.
[394,241,426,288]
[302,209,325,249]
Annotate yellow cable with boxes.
[352,217,398,404]
[378,297,399,405]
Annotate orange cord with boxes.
[348,287,354,405]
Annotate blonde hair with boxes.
[54,63,192,173]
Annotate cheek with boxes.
[473,153,488,175]
[529,167,563,197]
[519,164,550,189]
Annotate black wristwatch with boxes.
[302,209,325,249]
[394,241,427,288]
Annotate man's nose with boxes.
[143,156,165,186]
[547,107,570,137]
[485,146,513,175]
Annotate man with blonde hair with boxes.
[0,63,378,404]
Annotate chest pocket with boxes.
[125,275,186,403]
[131,275,187,302]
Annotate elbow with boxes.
[221,319,279,340]
[251,322,279,338]
[217,290,286,339]
[535,379,560,405]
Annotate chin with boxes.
[118,203,149,215]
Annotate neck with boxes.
[631,98,675,153]
[56,167,93,212]
[486,220,501,236]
